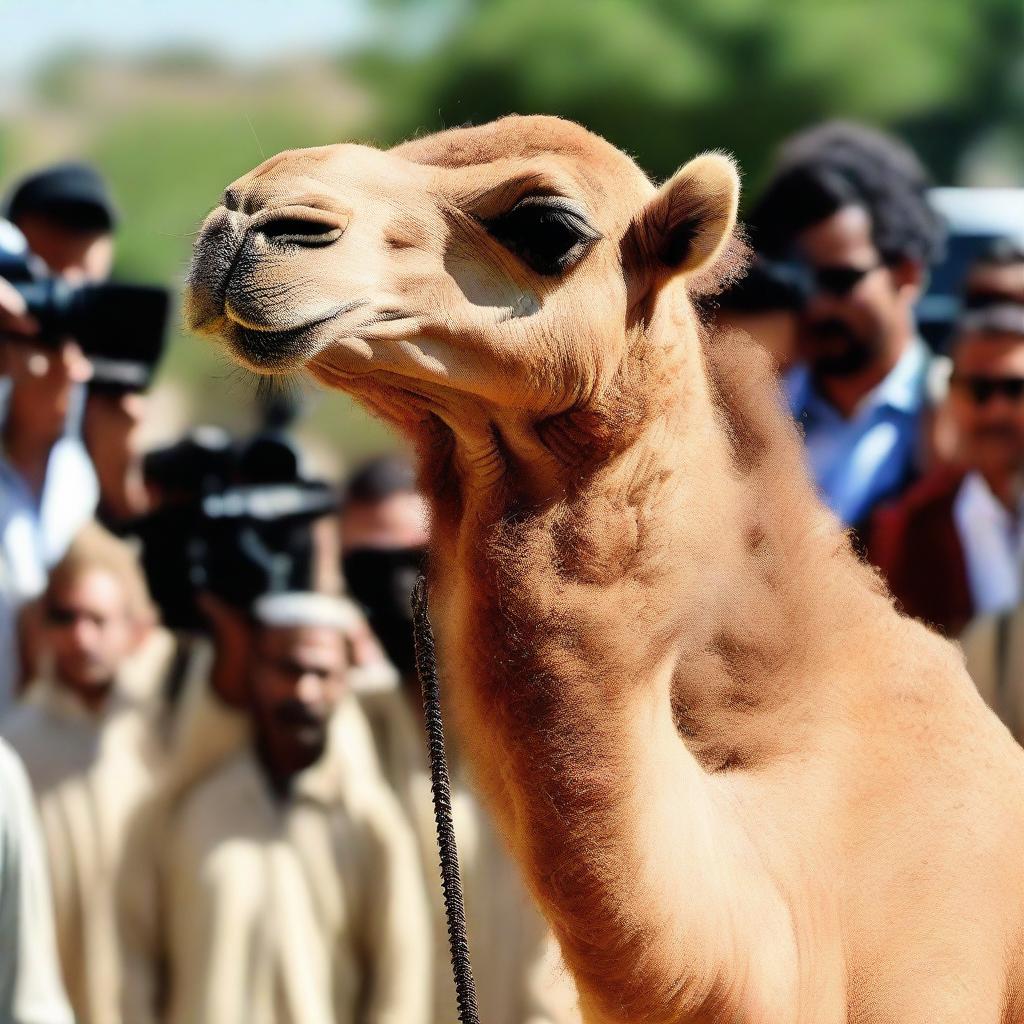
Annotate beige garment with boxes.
[121,723,431,1024]
[358,686,580,1024]
[0,737,75,1024]
[1,631,170,1024]
[961,607,1024,742]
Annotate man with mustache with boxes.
[748,122,946,527]
[118,590,431,1024]
[869,302,1024,637]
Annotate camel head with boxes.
[186,115,740,438]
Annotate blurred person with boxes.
[964,237,1024,308]
[119,591,430,1024]
[748,121,946,527]
[921,240,1024,469]
[84,388,151,525]
[1,523,166,1024]
[0,164,120,706]
[867,303,1024,636]
[0,737,75,1024]
[82,318,166,528]
[341,455,580,1024]
[6,163,116,284]
[341,454,429,681]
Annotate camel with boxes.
[186,115,1024,1023]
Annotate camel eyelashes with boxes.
[482,196,602,276]
[257,217,344,247]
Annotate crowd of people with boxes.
[0,118,1021,1024]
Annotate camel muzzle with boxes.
[186,204,354,373]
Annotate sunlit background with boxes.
[4,0,1022,476]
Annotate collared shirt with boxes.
[953,471,1024,618]
[0,421,98,710]
[785,337,931,525]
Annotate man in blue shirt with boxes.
[748,122,946,527]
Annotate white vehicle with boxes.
[919,187,1024,348]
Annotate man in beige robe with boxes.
[119,591,431,1024]
[1,522,165,1024]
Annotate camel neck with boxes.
[419,330,860,1019]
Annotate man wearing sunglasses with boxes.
[868,302,1024,637]
[748,122,945,528]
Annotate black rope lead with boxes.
[411,574,481,1024]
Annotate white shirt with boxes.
[0,434,98,710]
[952,471,1024,617]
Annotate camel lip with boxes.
[219,305,357,374]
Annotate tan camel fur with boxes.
[186,115,1024,1024]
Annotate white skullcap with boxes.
[252,592,362,632]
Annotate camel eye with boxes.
[484,197,601,276]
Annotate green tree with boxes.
[353,0,1024,191]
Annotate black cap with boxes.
[6,162,118,232]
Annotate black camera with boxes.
[0,218,170,392]
[128,430,339,631]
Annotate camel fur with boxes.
[186,115,1024,1023]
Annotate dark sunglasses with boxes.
[764,259,883,302]
[44,606,79,627]
[806,262,884,297]
[952,374,1024,405]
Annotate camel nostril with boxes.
[256,216,345,247]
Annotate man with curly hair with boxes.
[748,121,946,527]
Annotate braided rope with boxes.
[411,575,481,1024]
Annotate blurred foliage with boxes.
[353,0,1024,195]
[3,0,1022,472]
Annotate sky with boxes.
[2,0,375,88]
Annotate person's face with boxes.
[949,331,1024,480]
[2,338,93,438]
[249,625,348,776]
[795,205,921,378]
[340,490,429,553]
[15,213,114,284]
[83,391,148,471]
[45,568,140,696]
[965,262,1024,306]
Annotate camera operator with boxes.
[0,164,120,708]
[83,340,164,528]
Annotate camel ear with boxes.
[629,152,740,280]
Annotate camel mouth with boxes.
[217,305,358,374]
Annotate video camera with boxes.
[0,218,170,392]
[129,429,339,631]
